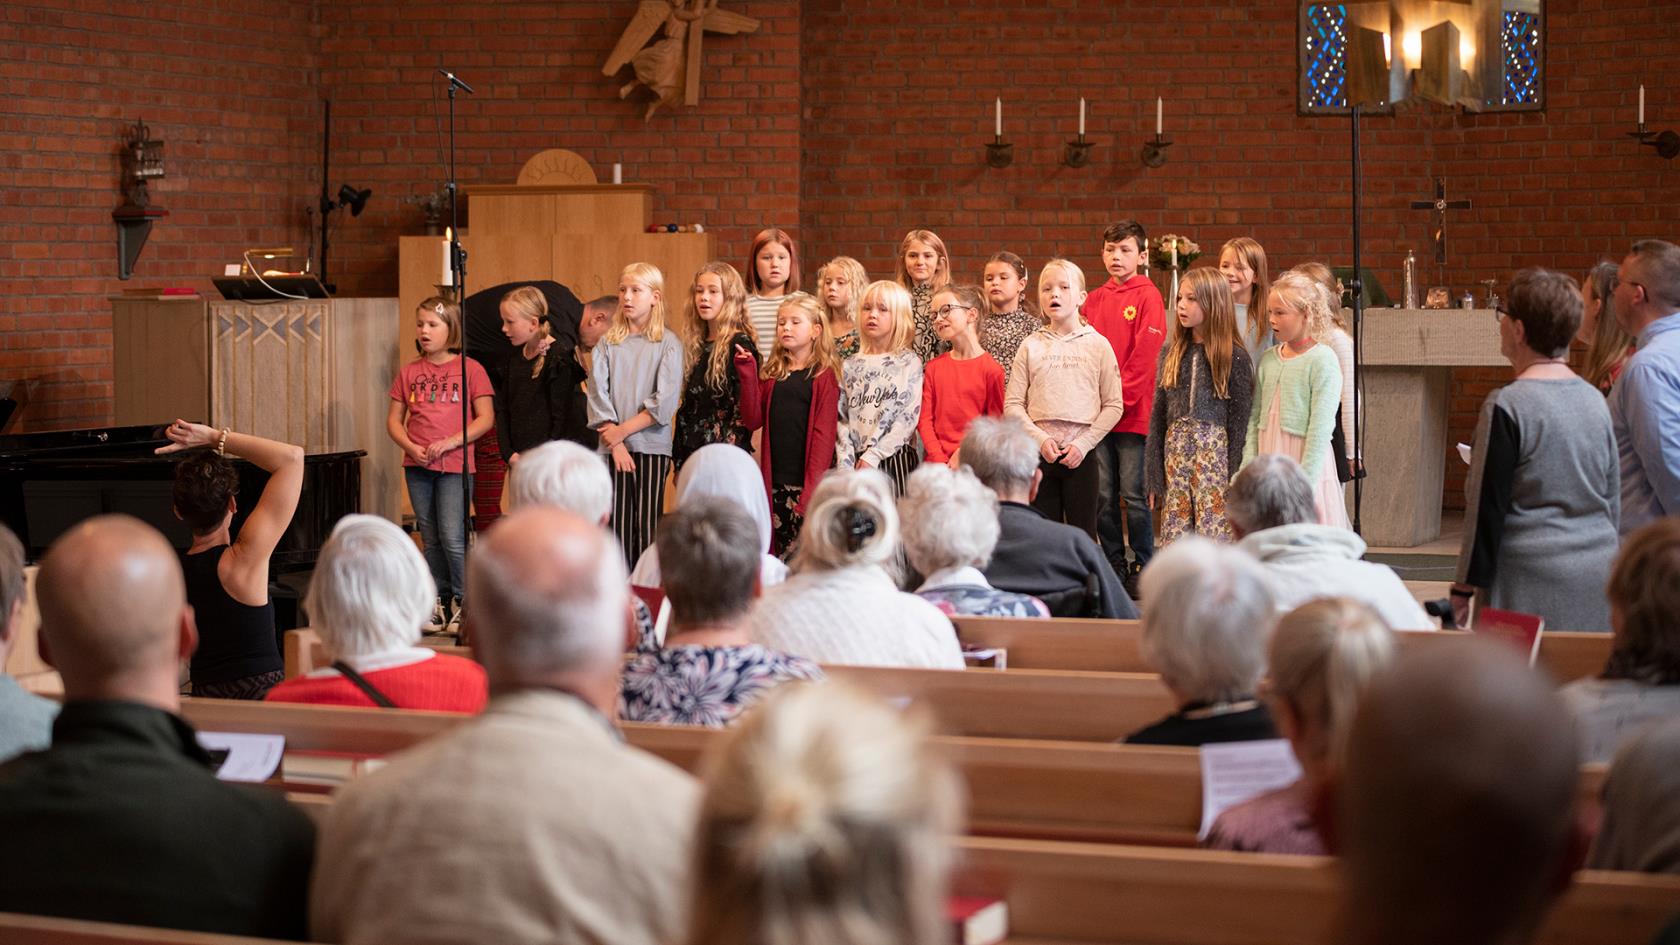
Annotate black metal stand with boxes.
[1348,104,1365,536]
[317,99,337,295]
[441,70,473,640]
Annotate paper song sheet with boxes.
[197,731,286,783]
[1198,739,1303,839]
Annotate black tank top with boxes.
[181,545,281,685]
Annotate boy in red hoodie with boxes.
[1080,219,1166,591]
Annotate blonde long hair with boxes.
[895,229,951,291]
[501,286,552,379]
[1161,268,1239,399]
[817,256,868,327]
[1268,271,1338,343]
[605,262,669,345]
[761,293,842,382]
[1580,261,1634,392]
[685,681,961,945]
[858,280,915,355]
[686,262,755,390]
[1267,598,1397,768]
[1222,237,1272,348]
[1289,261,1350,333]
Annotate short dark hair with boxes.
[1101,219,1147,250]
[658,499,760,627]
[1504,267,1581,358]
[173,450,239,535]
[1604,517,1680,685]
[1629,239,1680,309]
[585,295,617,313]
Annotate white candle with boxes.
[1171,241,1177,269]
[612,162,623,184]
[1079,97,1086,137]
[1156,97,1163,136]
[441,235,452,287]
[995,97,1002,138]
[1639,84,1646,125]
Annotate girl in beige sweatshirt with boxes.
[1004,258,1124,541]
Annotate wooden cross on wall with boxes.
[1409,178,1471,266]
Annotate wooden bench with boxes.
[179,698,1608,849]
[14,833,1672,945]
[952,616,1613,683]
[283,630,1179,742]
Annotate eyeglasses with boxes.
[1493,304,1511,323]
[1612,276,1644,295]
[932,303,975,319]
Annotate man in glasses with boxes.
[1608,239,1680,535]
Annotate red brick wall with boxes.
[0,0,321,431]
[798,0,1680,509]
[316,0,802,298]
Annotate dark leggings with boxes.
[1034,456,1101,541]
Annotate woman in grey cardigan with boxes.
[1452,268,1620,631]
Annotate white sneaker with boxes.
[424,599,447,633]
[445,597,463,633]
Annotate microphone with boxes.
[436,69,476,94]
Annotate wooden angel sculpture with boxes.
[602,0,760,120]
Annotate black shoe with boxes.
[1122,562,1143,601]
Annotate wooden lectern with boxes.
[110,295,402,520]
[1359,308,1506,547]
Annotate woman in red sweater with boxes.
[266,515,487,712]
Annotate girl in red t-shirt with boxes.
[919,284,1004,468]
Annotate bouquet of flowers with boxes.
[1149,234,1201,271]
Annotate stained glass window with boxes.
[1303,4,1349,111]
[1501,11,1541,106]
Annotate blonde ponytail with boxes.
[1267,598,1397,767]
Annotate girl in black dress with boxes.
[674,262,759,470]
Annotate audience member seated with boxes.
[1560,517,1680,763]
[1452,268,1619,632]
[1124,537,1279,745]
[900,463,1049,618]
[1204,598,1395,854]
[960,416,1136,617]
[164,420,304,699]
[0,515,314,938]
[504,438,656,651]
[752,469,964,669]
[629,443,790,591]
[266,515,487,712]
[1329,642,1583,945]
[685,682,961,945]
[1587,718,1680,874]
[311,506,698,945]
[0,524,55,760]
[620,500,821,727]
[1228,454,1433,631]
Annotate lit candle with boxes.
[441,230,453,287]
[995,97,1002,138]
[612,162,623,184]
[1640,84,1646,125]
[1156,97,1163,136]
[1079,97,1086,137]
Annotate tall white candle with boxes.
[1171,240,1177,270]
[1156,97,1163,136]
[1079,97,1086,137]
[441,235,452,287]
[1640,84,1646,125]
[612,162,623,184]
[995,97,1002,138]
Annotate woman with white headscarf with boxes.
[629,443,788,591]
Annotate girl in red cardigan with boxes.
[736,293,841,557]
[919,283,1004,468]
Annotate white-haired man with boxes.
[311,506,699,945]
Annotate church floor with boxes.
[1364,511,1463,609]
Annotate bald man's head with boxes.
[1334,642,1581,945]
[36,515,193,694]
[467,505,627,690]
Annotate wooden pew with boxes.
[0,913,290,945]
[952,616,1613,683]
[181,698,1608,849]
[282,630,1179,742]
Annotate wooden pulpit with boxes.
[1359,308,1506,547]
[111,295,402,520]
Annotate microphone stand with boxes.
[1348,103,1364,536]
[440,69,473,642]
[317,99,336,294]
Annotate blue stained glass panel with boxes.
[1304,4,1350,110]
[1502,10,1541,106]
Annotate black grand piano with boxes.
[0,423,363,572]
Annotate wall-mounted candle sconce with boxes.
[1063,97,1094,168]
[1630,85,1680,159]
[1140,98,1171,167]
[987,97,1014,168]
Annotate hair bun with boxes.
[839,504,877,552]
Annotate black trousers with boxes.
[1033,456,1101,541]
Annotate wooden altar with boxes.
[1359,307,1507,547]
[111,295,401,520]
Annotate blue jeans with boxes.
[1094,431,1153,571]
[405,467,471,602]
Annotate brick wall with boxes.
[799,0,1680,509]
[316,0,802,298]
[0,0,321,431]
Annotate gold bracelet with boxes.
[217,428,230,456]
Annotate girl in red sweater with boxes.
[919,284,1005,468]
[736,293,841,557]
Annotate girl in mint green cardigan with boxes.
[1242,272,1350,528]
